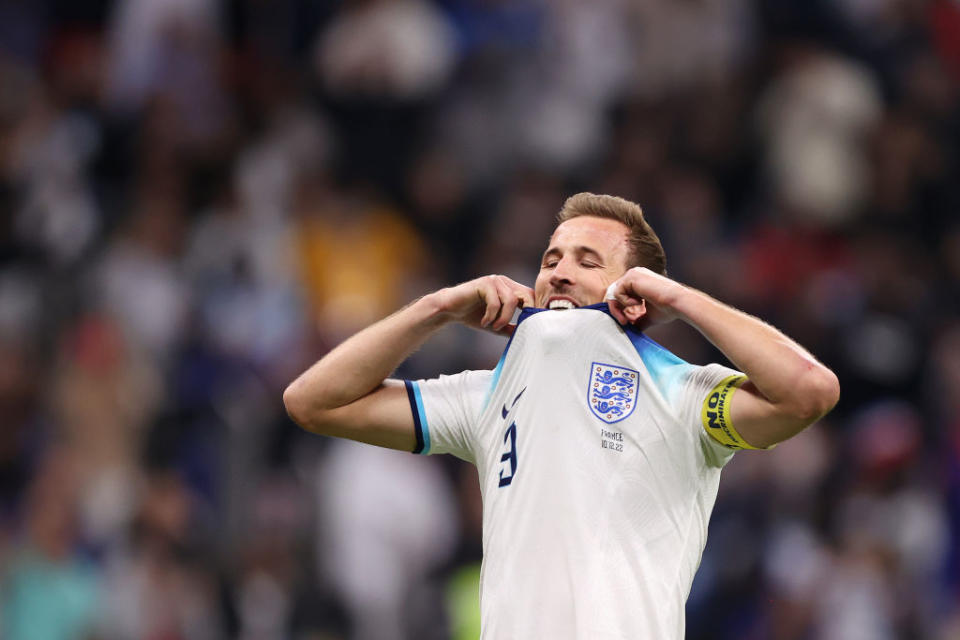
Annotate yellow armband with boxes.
[701,375,763,450]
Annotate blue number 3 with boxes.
[498,388,525,488]
[498,422,518,487]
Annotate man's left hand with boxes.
[605,267,685,330]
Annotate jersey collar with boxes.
[517,302,619,325]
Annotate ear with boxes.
[623,299,647,324]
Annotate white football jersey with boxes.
[404,304,745,639]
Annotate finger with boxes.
[509,286,536,323]
[606,281,631,325]
[624,299,647,323]
[607,277,646,306]
[492,276,534,306]
[607,299,628,325]
[606,277,646,325]
[518,287,535,309]
[615,293,644,309]
[492,303,516,331]
[479,282,502,327]
[493,288,534,335]
[493,283,521,330]
[607,280,641,306]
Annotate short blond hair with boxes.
[556,193,666,275]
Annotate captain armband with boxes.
[700,375,766,451]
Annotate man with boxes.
[284,193,840,639]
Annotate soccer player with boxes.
[284,193,840,639]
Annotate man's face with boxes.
[534,216,631,309]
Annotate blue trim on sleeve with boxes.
[404,380,430,454]
[413,383,431,454]
[481,348,508,412]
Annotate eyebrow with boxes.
[541,245,605,263]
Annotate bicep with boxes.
[297,379,417,452]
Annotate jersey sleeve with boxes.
[676,363,751,468]
[403,369,493,463]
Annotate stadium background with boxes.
[1,0,960,638]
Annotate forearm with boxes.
[284,295,446,414]
[674,289,839,420]
[283,274,532,448]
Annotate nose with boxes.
[550,256,576,288]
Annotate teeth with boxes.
[548,300,576,310]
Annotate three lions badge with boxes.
[588,363,639,423]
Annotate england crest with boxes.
[588,362,639,424]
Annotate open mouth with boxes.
[547,298,578,310]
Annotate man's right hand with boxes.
[429,275,535,335]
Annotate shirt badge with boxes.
[588,362,639,424]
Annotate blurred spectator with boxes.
[90,188,191,358]
[7,77,101,267]
[51,313,162,547]
[316,441,458,640]
[756,45,882,225]
[627,0,754,98]
[314,0,456,101]
[106,0,228,139]
[314,0,457,189]
[1,449,101,640]
[97,470,223,639]
[293,180,430,341]
[226,472,333,640]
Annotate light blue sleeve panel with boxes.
[481,343,509,412]
[404,369,493,464]
[626,331,697,407]
[626,331,743,468]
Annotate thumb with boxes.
[604,282,621,302]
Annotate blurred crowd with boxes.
[1,0,959,638]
